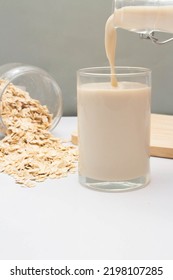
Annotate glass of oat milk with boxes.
[77,66,151,192]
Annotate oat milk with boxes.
[78,82,150,181]
[114,6,173,34]
[78,10,151,182]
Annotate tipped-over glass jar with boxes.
[0,63,62,138]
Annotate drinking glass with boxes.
[77,66,151,192]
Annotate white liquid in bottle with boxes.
[114,6,173,34]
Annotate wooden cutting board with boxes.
[72,114,173,159]
[150,114,173,159]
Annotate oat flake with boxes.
[0,79,78,187]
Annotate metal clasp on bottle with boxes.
[140,31,173,45]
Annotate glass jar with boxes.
[113,0,173,34]
[0,63,62,138]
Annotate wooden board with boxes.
[150,114,173,159]
[72,114,173,159]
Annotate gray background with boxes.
[0,0,173,115]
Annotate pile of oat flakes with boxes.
[0,79,78,187]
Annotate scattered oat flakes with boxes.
[71,131,78,145]
[0,79,78,187]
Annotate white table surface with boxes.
[0,117,173,260]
